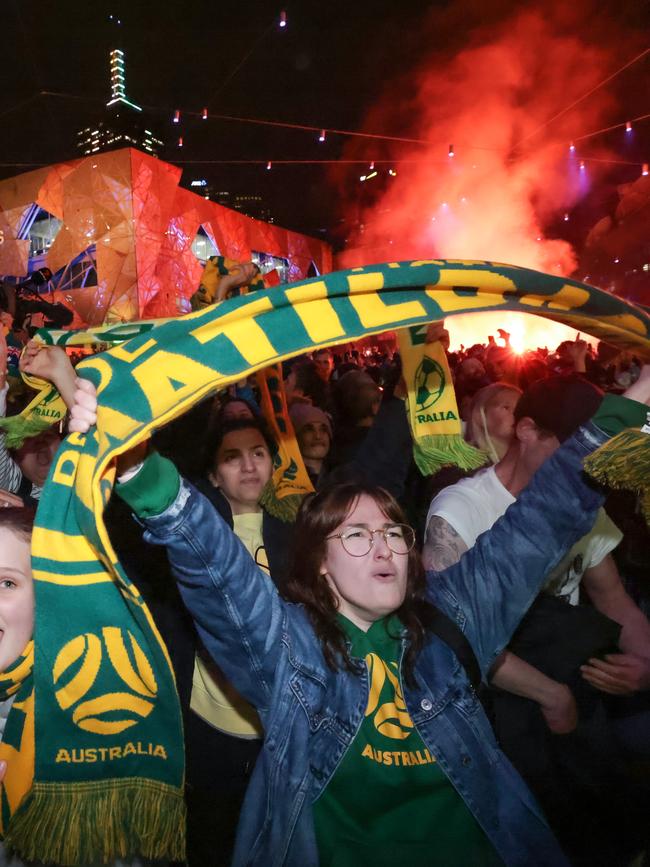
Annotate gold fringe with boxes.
[583,428,650,524]
[0,416,53,449]
[259,480,302,522]
[413,433,487,477]
[5,778,186,866]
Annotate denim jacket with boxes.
[140,422,608,867]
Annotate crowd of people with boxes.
[0,308,649,867]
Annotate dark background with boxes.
[3,0,650,300]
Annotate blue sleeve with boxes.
[139,480,288,712]
[430,421,608,676]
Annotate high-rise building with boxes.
[207,189,274,223]
[75,48,163,157]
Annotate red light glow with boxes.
[337,4,621,277]
[446,312,598,354]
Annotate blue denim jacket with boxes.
[140,422,608,867]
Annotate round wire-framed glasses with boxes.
[327,524,416,557]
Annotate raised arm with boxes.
[128,467,289,714]
[71,377,294,712]
[431,394,647,675]
[422,515,468,570]
[20,340,78,408]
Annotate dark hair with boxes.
[292,361,330,408]
[285,483,430,682]
[213,395,259,427]
[0,507,36,540]
[204,417,277,473]
[333,370,380,425]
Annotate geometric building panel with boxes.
[0,148,333,326]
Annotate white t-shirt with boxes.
[426,465,622,605]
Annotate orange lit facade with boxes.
[0,148,332,326]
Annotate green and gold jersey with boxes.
[313,615,502,867]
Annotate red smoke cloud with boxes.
[337,2,630,278]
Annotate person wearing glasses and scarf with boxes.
[69,374,650,867]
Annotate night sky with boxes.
[4,0,438,235]
[3,0,650,295]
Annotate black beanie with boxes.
[514,374,604,442]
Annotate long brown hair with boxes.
[285,483,430,681]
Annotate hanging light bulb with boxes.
[173,110,180,124]
[569,141,575,152]
[643,163,649,176]
[448,144,455,158]
[626,121,633,132]
[266,160,272,170]
[279,10,287,27]
[369,160,375,170]
[563,212,569,221]
[579,160,585,170]
[202,107,208,120]
[177,136,183,147]
[318,129,326,142]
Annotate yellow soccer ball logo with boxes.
[365,653,413,740]
[53,627,158,735]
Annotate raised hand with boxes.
[20,341,78,407]
[69,378,98,433]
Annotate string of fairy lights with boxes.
[160,31,650,178]
[1,10,649,181]
[9,89,644,182]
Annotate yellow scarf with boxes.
[0,641,34,836]
[0,363,67,449]
[398,326,485,475]
[257,364,314,521]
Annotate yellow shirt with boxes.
[189,512,268,738]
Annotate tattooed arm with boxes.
[422,515,468,571]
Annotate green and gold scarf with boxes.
[0,642,34,840]
[5,482,186,866]
[398,326,486,475]
[257,364,314,521]
[584,417,650,523]
[0,364,67,449]
[2,260,649,866]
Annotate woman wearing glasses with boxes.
[69,377,649,867]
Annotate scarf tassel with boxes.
[583,428,650,524]
[0,416,54,450]
[413,433,487,477]
[259,481,304,522]
[5,779,186,867]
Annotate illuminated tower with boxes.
[75,46,163,156]
[106,49,141,112]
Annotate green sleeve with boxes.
[591,393,649,438]
[116,451,181,518]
